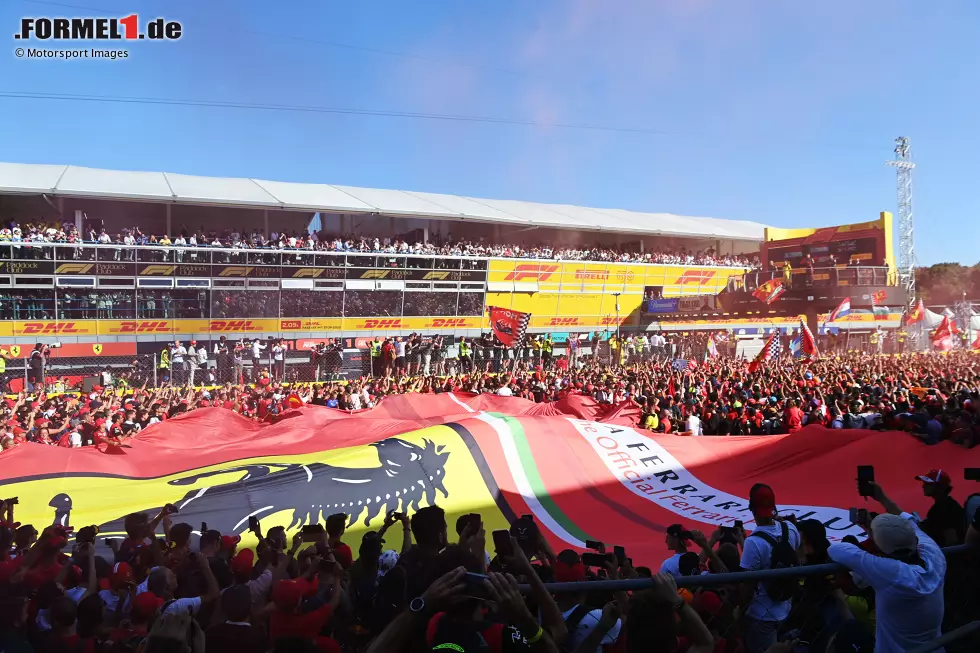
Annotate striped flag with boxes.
[789,335,803,359]
[799,317,819,359]
[871,291,888,320]
[826,297,851,323]
[672,358,698,371]
[749,331,781,373]
[706,334,719,360]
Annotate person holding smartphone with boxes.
[660,524,692,578]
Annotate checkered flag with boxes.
[749,331,781,373]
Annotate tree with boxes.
[915,262,979,305]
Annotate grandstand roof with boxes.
[0,162,766,241]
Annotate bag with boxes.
[749,521,800,601]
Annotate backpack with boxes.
[749,521,800,602]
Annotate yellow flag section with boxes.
[0,425,507,553]
[486,260,745,329]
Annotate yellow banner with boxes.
[280,318,344,331]
[12,320,98,336]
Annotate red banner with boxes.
[488,306,530,347]
[0,394,971,565]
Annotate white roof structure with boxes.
[0,162,766,241]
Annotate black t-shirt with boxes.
[923,494,965,546]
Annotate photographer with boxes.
[827,482,946,652]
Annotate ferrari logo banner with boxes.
[0,394,969,564]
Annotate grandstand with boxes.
[0,162,767,347]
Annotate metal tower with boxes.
[886,137,916,305]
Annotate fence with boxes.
[521,544,978,653]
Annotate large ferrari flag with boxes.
[0,395,970,565]
[752,279,786,305]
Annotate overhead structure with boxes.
[886,137,916,306]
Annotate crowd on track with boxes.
[4,350,979,452]
[0,221,759,268]
[1,348,979,652]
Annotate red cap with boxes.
[750,486,777,518]
[220,534,241,551]
[692,590,724,617]
[915,469,951,487]
[132,592,164,619]
[273,579,305,611]
[109,562,134,589]
[553,561,586,583]
[230,549,254,578]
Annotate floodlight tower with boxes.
[886,137,916,306]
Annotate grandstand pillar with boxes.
[389,216,396,236]
[423,226,429,245]
[264,210,270,237]
[165,205,172,237]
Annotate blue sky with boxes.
[1,0,976,265]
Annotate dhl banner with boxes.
[488,260,744,297]
[0,394,970,563]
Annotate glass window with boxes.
[343,291,402,317]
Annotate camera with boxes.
[48,342,62,349]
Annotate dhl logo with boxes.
[55,263,94,274]
[280,320,302,329]
[548,318,580,326]
[116,321,171,334]
[139,265,176,276]
[209,320,261,332]
[291,268,324,278]
[503,264,559,282]
[599,317,621,325]
[573,270,609,281]
[673,270,717,285]
[20,322,83,334]
[360,270,390,279]
[423,271,451,280]
[359,319,402,329]
[219,267,254,277]
[429,318,469,328]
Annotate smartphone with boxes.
[463,572,492,600]
[492,529,513,556]
[857,465,875,497]
[581,552,606,567]
[965,468,980,481]
[521,514,534,522]
[734,520,743,530]
[200,522,208,534]
[719,526,734,535]
[301,524,325,541]
[585,539,604,551]
[613,545,626,566]
[248,516,260,531]
[389,511,405,521]
[848,507,860,524]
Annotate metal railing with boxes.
[735,266,897,291]
[0,240,756,268]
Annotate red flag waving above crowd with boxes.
[906,299,925,325]
[749,331,781,373]
[488,306,530,347]
[752,278,786,305]
[931,315,959,351]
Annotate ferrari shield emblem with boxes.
[93,344,103,355]
[9,346,20,357]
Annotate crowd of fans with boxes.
[0,460,976,652]
[0,220,759,268]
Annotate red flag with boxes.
[667,376,676,397]
[752,279,786,305]
[906,300,925,325]
[799,318,819,359]
[488,306,530,348]
[749,332,781,373]
[931,315,959,351]
[973,334,980,350]
[871,290,887,305]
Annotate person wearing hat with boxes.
[738,484,801,653]
[108,592,164,649]
[915,468,965,547]
[827,482,946,653]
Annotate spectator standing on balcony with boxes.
[739,484,801,653]
[171,341,186,386]
[828,482,946,653]
[271,340,285,382]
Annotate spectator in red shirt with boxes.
[783,399,804,433]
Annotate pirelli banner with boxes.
[486,260,743,297]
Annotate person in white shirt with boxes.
[495,383,513,397]
[272,340,285,381]
[553,550,623,653]
[251,338,267,382]
[394,337,407,373]
[739,484,801,653]
[171,341,187,386]
[686,411,703,436]
[828,483,946,653]
[146,553,220,616]
[660,524,692,577]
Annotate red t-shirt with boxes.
[270,603,333,641]
[24,558,66,590]
[785,407,804,432]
